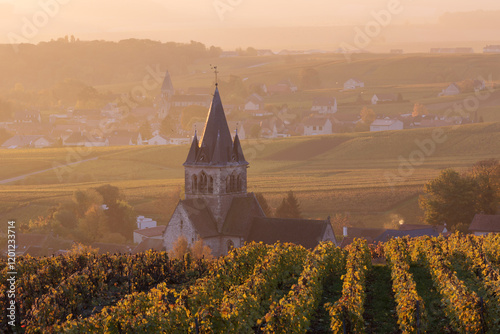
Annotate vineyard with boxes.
[1,234,500,333]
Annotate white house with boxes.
[371,94,399,105]
[439,83,461,96]
[370,119,404,132]
[344,78,364,90]
[148,134,169,146]
[136,216,157,229]
[133,225,166,244]
[169,137,191,145]
[311,97,338,114]
[303,117,333,136]
[1,135,52,149]
[244,94,264,111]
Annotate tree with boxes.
[255,193,273,217]
[468,159,500,214]
[160,115,176,136]
[275,191,302,219]
[170,235,189,260]
[190,240,213,260]
[139,121,152,140]
[77,205,109,243]
[419,169,480,231]
[250,124,262,138]
[299,68,321,89]
[360,106,376,125]
[412,103,428,117]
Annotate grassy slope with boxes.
[1,122,499,230]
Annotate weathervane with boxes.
[210,64,219,86]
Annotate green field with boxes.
[1,122,499,231]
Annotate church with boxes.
[162,84,336,257]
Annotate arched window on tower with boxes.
[229,174,235,192]
[199,172,208,193]
[237,175,242,192]
[192,175,198,193]
[208,176,214,194]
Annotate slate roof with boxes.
[179,199,219,238]
[134,226,166,238]
[345,227,386,240]
[132,238,165,254]
[222,194,265,237]
[375,228,440,243]
[247,217,330,249]
[161,71,175,95]
[469,214,500,232]
[184,87,247,167]
[303,117,330,127]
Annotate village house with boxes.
[244,93,265,111]
[136,216,157,229]
[439,83,461,96]
[63,132,108,147]
[469,214,500,236]
[14,110,41,123]
[148,134,169,146]
[311,97,338,114]
[303,117,333,136]
[344,78,364,90]
[1,135,52,149]
[133,225,166,244]
[370,119,404,132]
[162,85,336,257]
[483,45,500,53]
[371,93,399,105]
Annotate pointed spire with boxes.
[161,70,174,97]
[198,87,233,163]
[232,131,247,164]
[184,131,199,165]
[211,130,229,165]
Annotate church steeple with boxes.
[184,87,247,167]
[183,83,249,230]
[161,70,174,98]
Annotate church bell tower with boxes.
[183,85,248,231]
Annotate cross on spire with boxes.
[211,64,219,86]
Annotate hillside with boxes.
[1,122,499,230]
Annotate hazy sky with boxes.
[2,0,500,48]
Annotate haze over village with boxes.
[1,1,500,332]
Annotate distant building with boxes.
[244,94,265,111]
[371,93,399,104]
[430,47,474,54]
[390,49,404,54]
[14,110,41,123]
[137,216,157,229]
[370,119,403,132]
[1,135,52,149]
[344,79,364,90]
[63,132,108,147]
[439,83,461,96]
[148,134,169,146]
[483,45,500,53]
[303,117,333,136]
[469,214,500,236]
[133,225,166,244]
[311,97,338,114]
